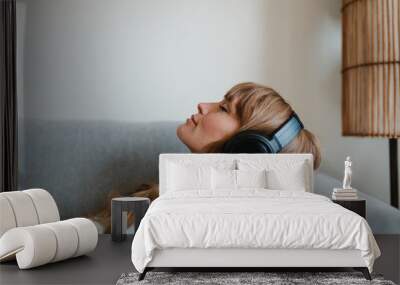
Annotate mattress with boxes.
[131,189,380,273]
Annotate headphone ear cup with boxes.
[222,132,274,153]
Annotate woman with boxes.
[177,82,321,169]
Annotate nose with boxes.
[197,102,217,115]
[197,103,207,114]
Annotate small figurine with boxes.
[342,156,352,189]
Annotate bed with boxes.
[131,154,380,280]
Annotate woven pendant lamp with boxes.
[342,0,400,207]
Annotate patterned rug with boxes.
[116,271,396,285]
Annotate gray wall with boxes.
[17,0,398,205]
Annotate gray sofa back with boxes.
[20,119,187,218]
[20,119,400,233]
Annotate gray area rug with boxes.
[116,272,396,285]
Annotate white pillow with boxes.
[211,168,268,190]
[166,162,212,191]
[237,159,310,192]
[237,169,267,188]
[211,168,236,190]
[265,162,308,191]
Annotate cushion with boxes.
[0,191,39,227]
[265,161,308,191]
[159,155,238,195]
[211,169,268,190]
[211,168,236,190]
[0,196,17,237]
[237,169,267,188]
[42,221,79,262]
[23,189,60,224]
[238,159,310,191]
[166,162,212,191]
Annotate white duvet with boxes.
[131,190,380,273]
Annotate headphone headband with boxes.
[270,112,304,152]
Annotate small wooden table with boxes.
[332,199,366,218]
[111,197,150,242]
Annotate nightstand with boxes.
[111,197,150,242]
[332,199,366,218]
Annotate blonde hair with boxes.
[209,82,321,170]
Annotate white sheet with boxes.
[131,190,380,273]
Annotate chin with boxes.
[176,124,198,152]
[176,124,188,146]
[176,124,185,141]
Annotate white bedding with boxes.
[131,190,380,273]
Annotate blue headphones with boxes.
[222,112,304,153]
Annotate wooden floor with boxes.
[0,235,398,285]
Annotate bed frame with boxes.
[138,154,372,281]
[139,248,371,280]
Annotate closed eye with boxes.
[219,105,228,112]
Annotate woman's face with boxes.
[177,97,241,152]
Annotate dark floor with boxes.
[0,235,134,285]
[0,235,399,285]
